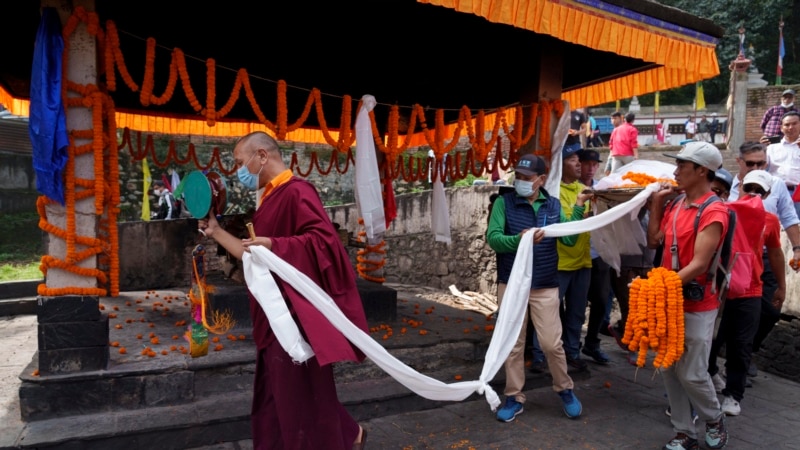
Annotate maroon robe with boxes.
[249,177,367,449]
[250,177,368,365]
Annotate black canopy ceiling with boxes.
[1,0,723,128]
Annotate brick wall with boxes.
[746,85,800,143]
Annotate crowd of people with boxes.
[184,90,800,449]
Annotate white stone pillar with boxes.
[726,54,751,155]
[41,0,98,292]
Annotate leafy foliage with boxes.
[602,1,795,107]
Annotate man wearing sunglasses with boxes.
[728,141,800,383]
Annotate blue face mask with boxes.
[237,152,263,190]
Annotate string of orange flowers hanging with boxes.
[80,4,568,182]
[621,267,685,369]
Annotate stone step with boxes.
[11,356,588,449]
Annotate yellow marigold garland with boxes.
[621,267,685,369]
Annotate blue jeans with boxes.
[558,268,591,359]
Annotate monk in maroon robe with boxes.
[199,131,369,450]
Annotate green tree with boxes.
[641,1,795,106]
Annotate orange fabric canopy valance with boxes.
[420,0,721,108]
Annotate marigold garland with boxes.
[621,267,685,369]
[619,172,677,188]
[67,4,566,181]
[38,9,121,297]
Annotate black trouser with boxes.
[584,257,610,348]
[708,297,761,402]
[752,250,781,352]
[610,266,650,337]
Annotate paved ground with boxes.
[2,287,800,449]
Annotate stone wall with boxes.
[328,185,499,294]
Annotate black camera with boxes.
[683,281,705,301]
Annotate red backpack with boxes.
[664,193,764,301]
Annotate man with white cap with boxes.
[647,141,729,450]
[707,170,785,418]
[760,88,798,142]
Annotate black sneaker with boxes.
[581,345,610,364]
[705,416,728,449]
[663,433,699,450]
[566,356,588,372]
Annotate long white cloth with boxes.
[354,95,386,242]
[544,100,572,198]
[431,178,452,244]
[243,183,658,410]
[242,251,314,363]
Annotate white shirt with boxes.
[767,138,800,186]
[685,121,696,134]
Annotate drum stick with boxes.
[246,222,256,240]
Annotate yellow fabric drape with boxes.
[420,0,720,109]
[141,157,151,221]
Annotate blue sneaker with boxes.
[496,396,523,422]
[558,389,582,419]
[705,416,728,449]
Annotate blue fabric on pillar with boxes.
[29,7,69,205]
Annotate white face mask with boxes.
[514,176,543,198]
[783,101,794,108]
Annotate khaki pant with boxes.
[497,283,573,402]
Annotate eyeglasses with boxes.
[743,160,767,168]
[743,184,767,196]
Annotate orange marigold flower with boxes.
[454,375,463,380]
[238,335,246,340]
[214,344,224,351]
[212,336,220,343]
[32,369,40,377]
[110,341,120,347]
[119,348,127,354]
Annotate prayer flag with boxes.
[141,158,151,221]
[615,99,620,111]
[695,82,706,111]
[777,25,785,85]
[654,91,660,114]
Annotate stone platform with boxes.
[9,285,565,449]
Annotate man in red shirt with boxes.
[647,141,729,450]
[707,170,785,417]
[608,112,639,173]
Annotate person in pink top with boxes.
[608,112,639,173]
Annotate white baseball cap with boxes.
[742,170,773,192]
[663,141,723,172]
